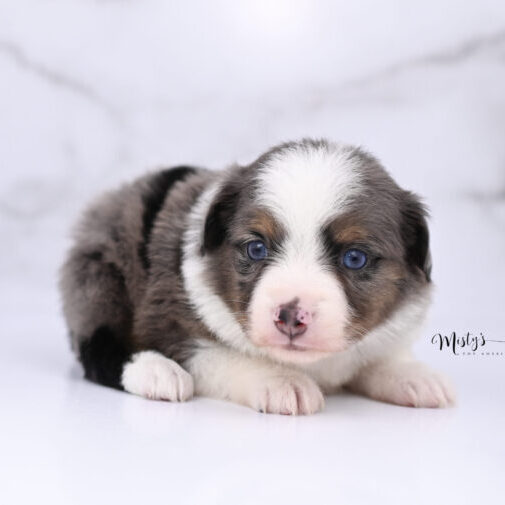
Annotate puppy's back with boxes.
[59,166,199,388]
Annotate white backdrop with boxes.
[1,2,504,504]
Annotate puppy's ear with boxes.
[202,180,241,254]
[401,192,432,282]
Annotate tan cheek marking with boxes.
[230,211,283,328]
[346,261,406,339]
[209,212,278,332]
[232,284,250,328]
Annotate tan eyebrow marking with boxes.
[327,212,370,243]
[334,224,369,243]
[248,209,285,242]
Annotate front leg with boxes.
[185,342,325,415]
[347,357,455,408]
[122,351,194,402]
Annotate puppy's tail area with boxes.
[78,326,131,390]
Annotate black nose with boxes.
[274,300,308,340]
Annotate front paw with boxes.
[394,368,455,408]
[121,351,194,402]
[249,373,325,415]
[353,361,456,409]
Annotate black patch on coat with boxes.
[202,182,242,253]
[83,251,103,261]
[79,326,131,390]
[400,192,432,282]
[321,228,345,265]
[139,166,196,269]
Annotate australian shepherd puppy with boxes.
[60,139,454,415]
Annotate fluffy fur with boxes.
[60,139,454,414]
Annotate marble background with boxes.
[1,1,504,504]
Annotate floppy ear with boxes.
[401,192,432,282]
[202,181,241,254]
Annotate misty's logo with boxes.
[431,332,504,356]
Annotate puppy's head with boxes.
[201,140,431,364]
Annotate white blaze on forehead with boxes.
[256,142,363,258]
[246,142,361,362]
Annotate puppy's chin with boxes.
[251,339,346,365]
[263,346,332,365]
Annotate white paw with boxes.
[395,370,455,408]
[368,362,456,408]
[121,351,194,401]
[249,373,325,415]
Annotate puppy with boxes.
[60,139,454,414]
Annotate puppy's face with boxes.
[202,141,431,364]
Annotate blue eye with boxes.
[246,240,268,261]
[343,248,367,270]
